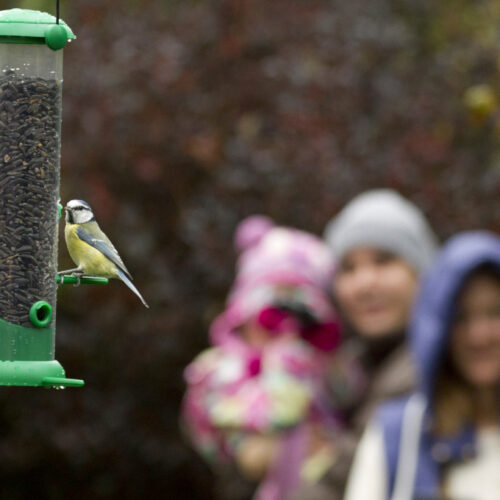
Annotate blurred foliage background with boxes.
[1,0,500,498]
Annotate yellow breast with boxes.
[65,223,118,278]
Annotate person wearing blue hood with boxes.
[344,231,500,500]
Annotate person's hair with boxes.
[434,264,500,436]
[434,356,473,436]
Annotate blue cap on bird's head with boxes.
[65,199,95,224]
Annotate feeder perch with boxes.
[0,9,83,388]
[57,275,109,286]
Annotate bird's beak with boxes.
[64,207,72,223]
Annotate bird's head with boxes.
[65,199,95,224]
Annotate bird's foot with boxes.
[71,271,84,287]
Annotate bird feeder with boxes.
[0,8,83,388]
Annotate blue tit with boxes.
[60,199,149,308]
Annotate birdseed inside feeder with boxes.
[0,8,83,387]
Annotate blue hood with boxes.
[410,230,500,400]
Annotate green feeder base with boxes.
[0,360,84,388]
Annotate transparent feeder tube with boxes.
[0,44,62,333]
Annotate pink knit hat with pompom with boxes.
[234,215,274,254]
[210,215,339,349]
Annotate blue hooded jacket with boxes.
[376,231,500,499]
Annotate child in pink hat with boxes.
[182,216,343,499]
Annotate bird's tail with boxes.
[117,268,149,308]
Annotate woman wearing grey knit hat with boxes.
[325,189,439,341]
[288,189,439,500]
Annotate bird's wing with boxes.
[76,225,133,280]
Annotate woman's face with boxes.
[451,273,500,388]
[333,247,418,339]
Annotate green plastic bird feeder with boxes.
[0,9,83,388]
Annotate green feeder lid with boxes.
[0,9,75,50]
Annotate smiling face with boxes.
[450,272,500,389]
[333,247,418,339]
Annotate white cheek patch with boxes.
[73,210,93,224]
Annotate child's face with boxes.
[451,273,500,388]
[241,321,274,348]
[241,319,296,348]
[240,285,305,348]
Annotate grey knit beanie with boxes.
[324,189,439,273]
